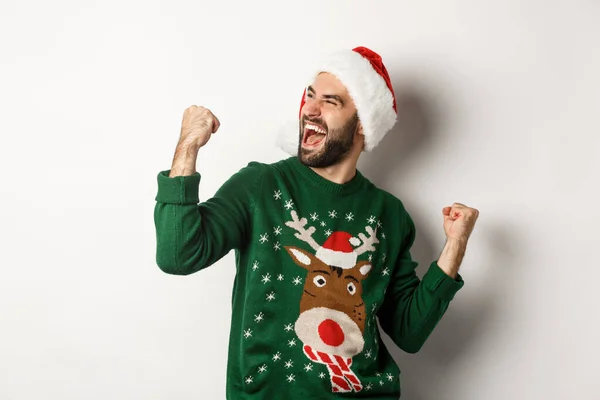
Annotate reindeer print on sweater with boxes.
[236,167,414,398]
[284,210,379,393]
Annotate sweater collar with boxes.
[288,156,367,196]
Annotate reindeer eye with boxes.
[347,282,356,295]
[313,275,327,287]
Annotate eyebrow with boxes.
[344,275,358,283]
[307,85,345,106]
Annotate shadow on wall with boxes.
[359,77,519,399]
[358,78,440,187]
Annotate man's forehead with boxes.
[309,72,350,97]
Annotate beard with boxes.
[297,113,359,168]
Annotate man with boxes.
[154,46,479,399]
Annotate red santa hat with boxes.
[315,231,361,269]
[276,46,397,155]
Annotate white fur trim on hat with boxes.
[315,247,357,269]
[314,49,397,152]
[275,120,300,156]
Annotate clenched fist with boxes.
[442,202,479,243]
[169,105,220,177]
[179,105,220,150]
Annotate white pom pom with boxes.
[274,120,300,156]
[349,237,361,246]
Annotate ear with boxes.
[284,246,320,270]
[354,260,372,279]
[355,122,366,151]
[357,121,364,136]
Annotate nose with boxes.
[302,98,321,118]
[318,319,345,347]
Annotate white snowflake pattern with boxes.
[365,383,373,390]
[284,360,294,369]
[379,380,384,386]
[345,212,354,221]
[318,372,326,379]
[382,254,387,262]
[261,273,271,284]
[243,329,252,339]
[382,232,386,239]
[386,373,394,382]
[273,226,282,236]
[375,372,382,377]
[254,312,264,323]
[325,229,332,236]
[367,215,376,224]
[372,303,378,312]
[266,292,275,301]
[284,324,294,332]
[328,210,338,218]
[288,338,297,347]
[277,274,284,281]
[245,376,253,384]
[273,190,282,200]
[304,364,313,372]
[284,200,294,210]
[259,233,269,244]
[310,212,319,221]
[377,220,383,228]
[292,277,302,285]
[368,254,373,262]
[252,261,259,271]
[364,350,372,358]
[272,352,281,362]
[320,221,326,227]
[382,267,390,276]
[273,241,281,251]
[258,365,267,373]
[286,374,295,383]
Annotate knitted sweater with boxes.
[153,156,464,399]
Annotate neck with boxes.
[309,155,358,184]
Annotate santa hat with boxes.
[315,231,361,269]
[276,46,397,155]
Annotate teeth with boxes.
[306,124,326,134]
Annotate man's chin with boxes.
[299,144,322,157]
[298,149,331,168]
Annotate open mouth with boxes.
[303,123,327,147]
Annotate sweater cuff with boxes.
[155,170,201,204]
[422,261,464,302]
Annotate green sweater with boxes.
[154,156,464,399]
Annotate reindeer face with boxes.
[285,246,372,358]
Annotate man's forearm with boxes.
[169,143,200,177]
[436,239,467,279]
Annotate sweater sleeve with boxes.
[153,162,264,275]
[377,208,464,353]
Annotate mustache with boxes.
[301,115,328,130]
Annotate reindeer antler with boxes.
[353,226,379,256]
[285,210,321,251]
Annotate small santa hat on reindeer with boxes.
[316,231,362,269]
[276,46,398,155]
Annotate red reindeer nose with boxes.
[318,319,345,347]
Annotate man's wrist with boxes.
[169,143,200,177]
[437,238,467,279]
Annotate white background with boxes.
[1,0,598,399]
